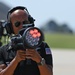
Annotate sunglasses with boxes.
[14,20,29,27]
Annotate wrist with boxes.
[14,56,20,63]
[37,58,45,66]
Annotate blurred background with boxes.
[0,0,75,75]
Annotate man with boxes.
[0,6,53,75]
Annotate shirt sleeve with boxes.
[40,42,53,67]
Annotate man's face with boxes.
[10,10,30,34]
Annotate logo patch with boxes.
[45,48,51,55]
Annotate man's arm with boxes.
[38,64,53,75]
[37,42,53,75]
[26,49,53,75]
[0,57,19,75]
[0,50,26,75]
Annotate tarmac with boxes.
[52,48,75,75]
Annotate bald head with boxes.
[9,9,30,34]
[10,9,28,21]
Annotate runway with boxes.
[52,48,75,75]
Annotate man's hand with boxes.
[26,49,42,63]
[0,64,6,72]
[15,50,26,63]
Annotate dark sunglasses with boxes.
[14,20,29,27]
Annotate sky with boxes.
[1,0,75,32]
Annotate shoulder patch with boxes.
[45,48,52,55]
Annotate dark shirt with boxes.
[0,42,53,75]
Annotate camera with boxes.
[11,24,44,51]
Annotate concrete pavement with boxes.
[52,48,75,75]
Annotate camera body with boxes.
[11,24,44,51]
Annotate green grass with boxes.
[1,33,75,49]
[44,33,75,49]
